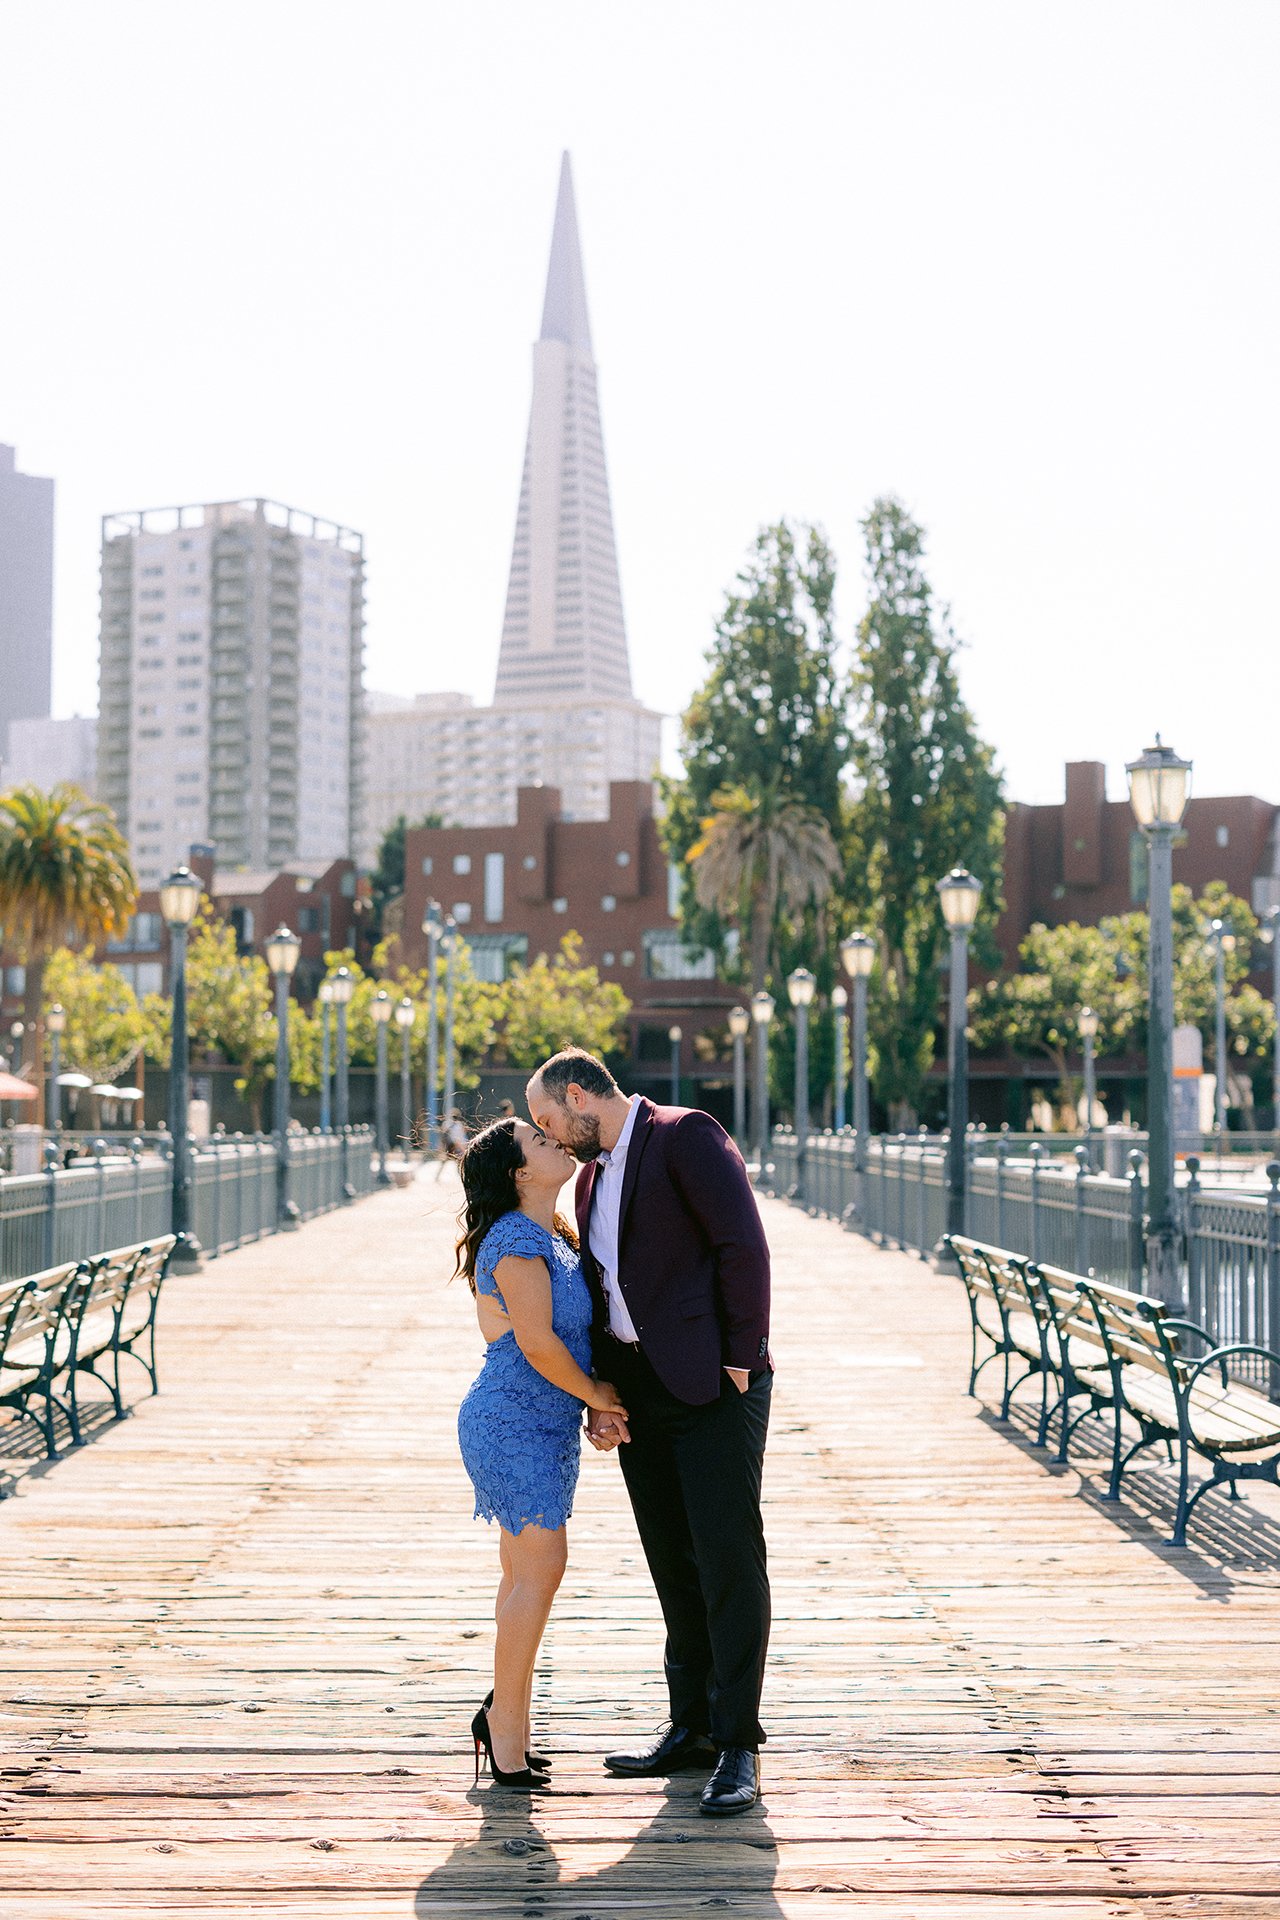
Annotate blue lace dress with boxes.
[457,1212,594,1533]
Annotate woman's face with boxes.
[514,1118,574,1188]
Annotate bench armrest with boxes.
[1186,1343,1280,1397]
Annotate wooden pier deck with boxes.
[2,1168,1280,1918]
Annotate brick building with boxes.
[401,781,736,1091]
[999,761,1280,964]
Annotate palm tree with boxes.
[688,784,842,994]
[0,784,137,1122]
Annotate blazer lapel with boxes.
[616,1097,656,1251]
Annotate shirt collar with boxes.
[597,1093,640,1170]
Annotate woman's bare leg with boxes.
[488,1523,566,1773]
[493,1534,530,1751]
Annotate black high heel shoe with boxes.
[482,1689,552,1770]
[471,1705,546,1789]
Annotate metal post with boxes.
[752,1016,770,1177]
[425,910,440,1152]
[273,967,299,1231]
[732,1027,746,1147]
[1128,1149,1147,1292]
[42,1140,58,1269]
[320,997,332,1133]
[668,1027,682,1106]
[443,924,457,1137]
[832,994,847,1133]
[1266,1160,1280,1403]
[1184,1154,1203,1329]
[48,1027,61,1138]
[1082,1031,1097,1168]
[400,1019,412,1161]
[336,996,351,1203]
[1073,1143,1088,1275]
[793,1000,810,1205]
[1213,927,1228,1145]
[1272,921,1280,1143]
[167,922,202,1268]
[1145,825,1181,1302]
[945,927,970,1238]
[375,1015,391,1187]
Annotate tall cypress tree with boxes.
[847,498,1004,1126]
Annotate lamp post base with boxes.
[278,1202,301,1232]
[171,1234,204,1273]
[1144,1224,1184,1308]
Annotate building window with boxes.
[616,850,631,867]
[453,902,472,923]
[644,928,717,980]
[136,962,164,997]
[667,862,682,918]
[601,894,616,912]
[602,951,615,966]
[422,857,434,876]
[484,852,505,923]
[522,855,537,871]
[229,906,255,952]
[552,897,568,914]
[1216,825,1230,848]
[5,965,26,997]
[453,854,471,875]
[297,906,322,934]
[620,949,635,967]
[464,932,529,983]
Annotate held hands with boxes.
[585,1380,630,1452]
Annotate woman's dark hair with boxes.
[452,1117,577,1293]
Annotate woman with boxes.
[455,1116,627,1788]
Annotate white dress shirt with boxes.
[588,1094,641,1341]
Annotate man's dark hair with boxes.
[535,1047,620,1105]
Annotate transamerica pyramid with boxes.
[494,152,634,705]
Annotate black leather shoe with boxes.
[604,1722,718,1777]
[699,1747,760,1816]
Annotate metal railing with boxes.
[0,1127,378,1283]
[765,1128,1280,1395]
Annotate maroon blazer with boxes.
[574,1098,772,1406]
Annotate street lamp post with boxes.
[46,1004,66,1137]
[318,978,334,1132]
[668,1025,683,1105]
[1261,907,1280,1138]
[9,1020,24,1074]
[329,965,354,1202]
[160,865,203,1269]
[727,1005,750,1148]
[1079,1005,1099,1168]
[831,985,848,1132]
[1127,736,1192,1302]
[396,995,415,1160]
[372,988,393,1187]
[787,968,816,1204]
[938,868,982,1241]
[1208,918,1236,1146]
[266,924,301,1231]
[423,901,441,1151]
[841,932,875,1173]
[442,919,458,1136]
[750,991,775,1179]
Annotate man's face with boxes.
[528,1079,604,1162]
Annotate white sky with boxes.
[2,1,1277,808]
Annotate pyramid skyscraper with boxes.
[362,154,660,852]
[494,152,634,705]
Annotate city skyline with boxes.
[2,4,1277,811]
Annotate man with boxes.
[526,1046,772,1817]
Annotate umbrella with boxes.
[0,1072,38,1102]
[57,1072,93,1090]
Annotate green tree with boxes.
[968,922,1143,1122]
[660,521,847,963]
[490,932,630,1069]
[142,905,277,1128]
[846,498,1004,1126]
[295,942,501,1103]
[0,783,137,1117]
[42,947,146,1098]
[688,786,842,996]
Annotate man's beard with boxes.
[566,1113,603,1162]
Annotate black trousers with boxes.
[605,1339,771,1751]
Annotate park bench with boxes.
[0,1235,178,1477]
[948,1234,1280,1545]
[0,1261,82,1458]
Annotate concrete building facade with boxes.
[362,152,661,860]
[4,714,97,794]
[97,498,364,887]
[0,444,55,766]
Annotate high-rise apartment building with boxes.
[363,153,661,861]
[97,498,364,887]
[0,444,55,766]
[5,714,97,794]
